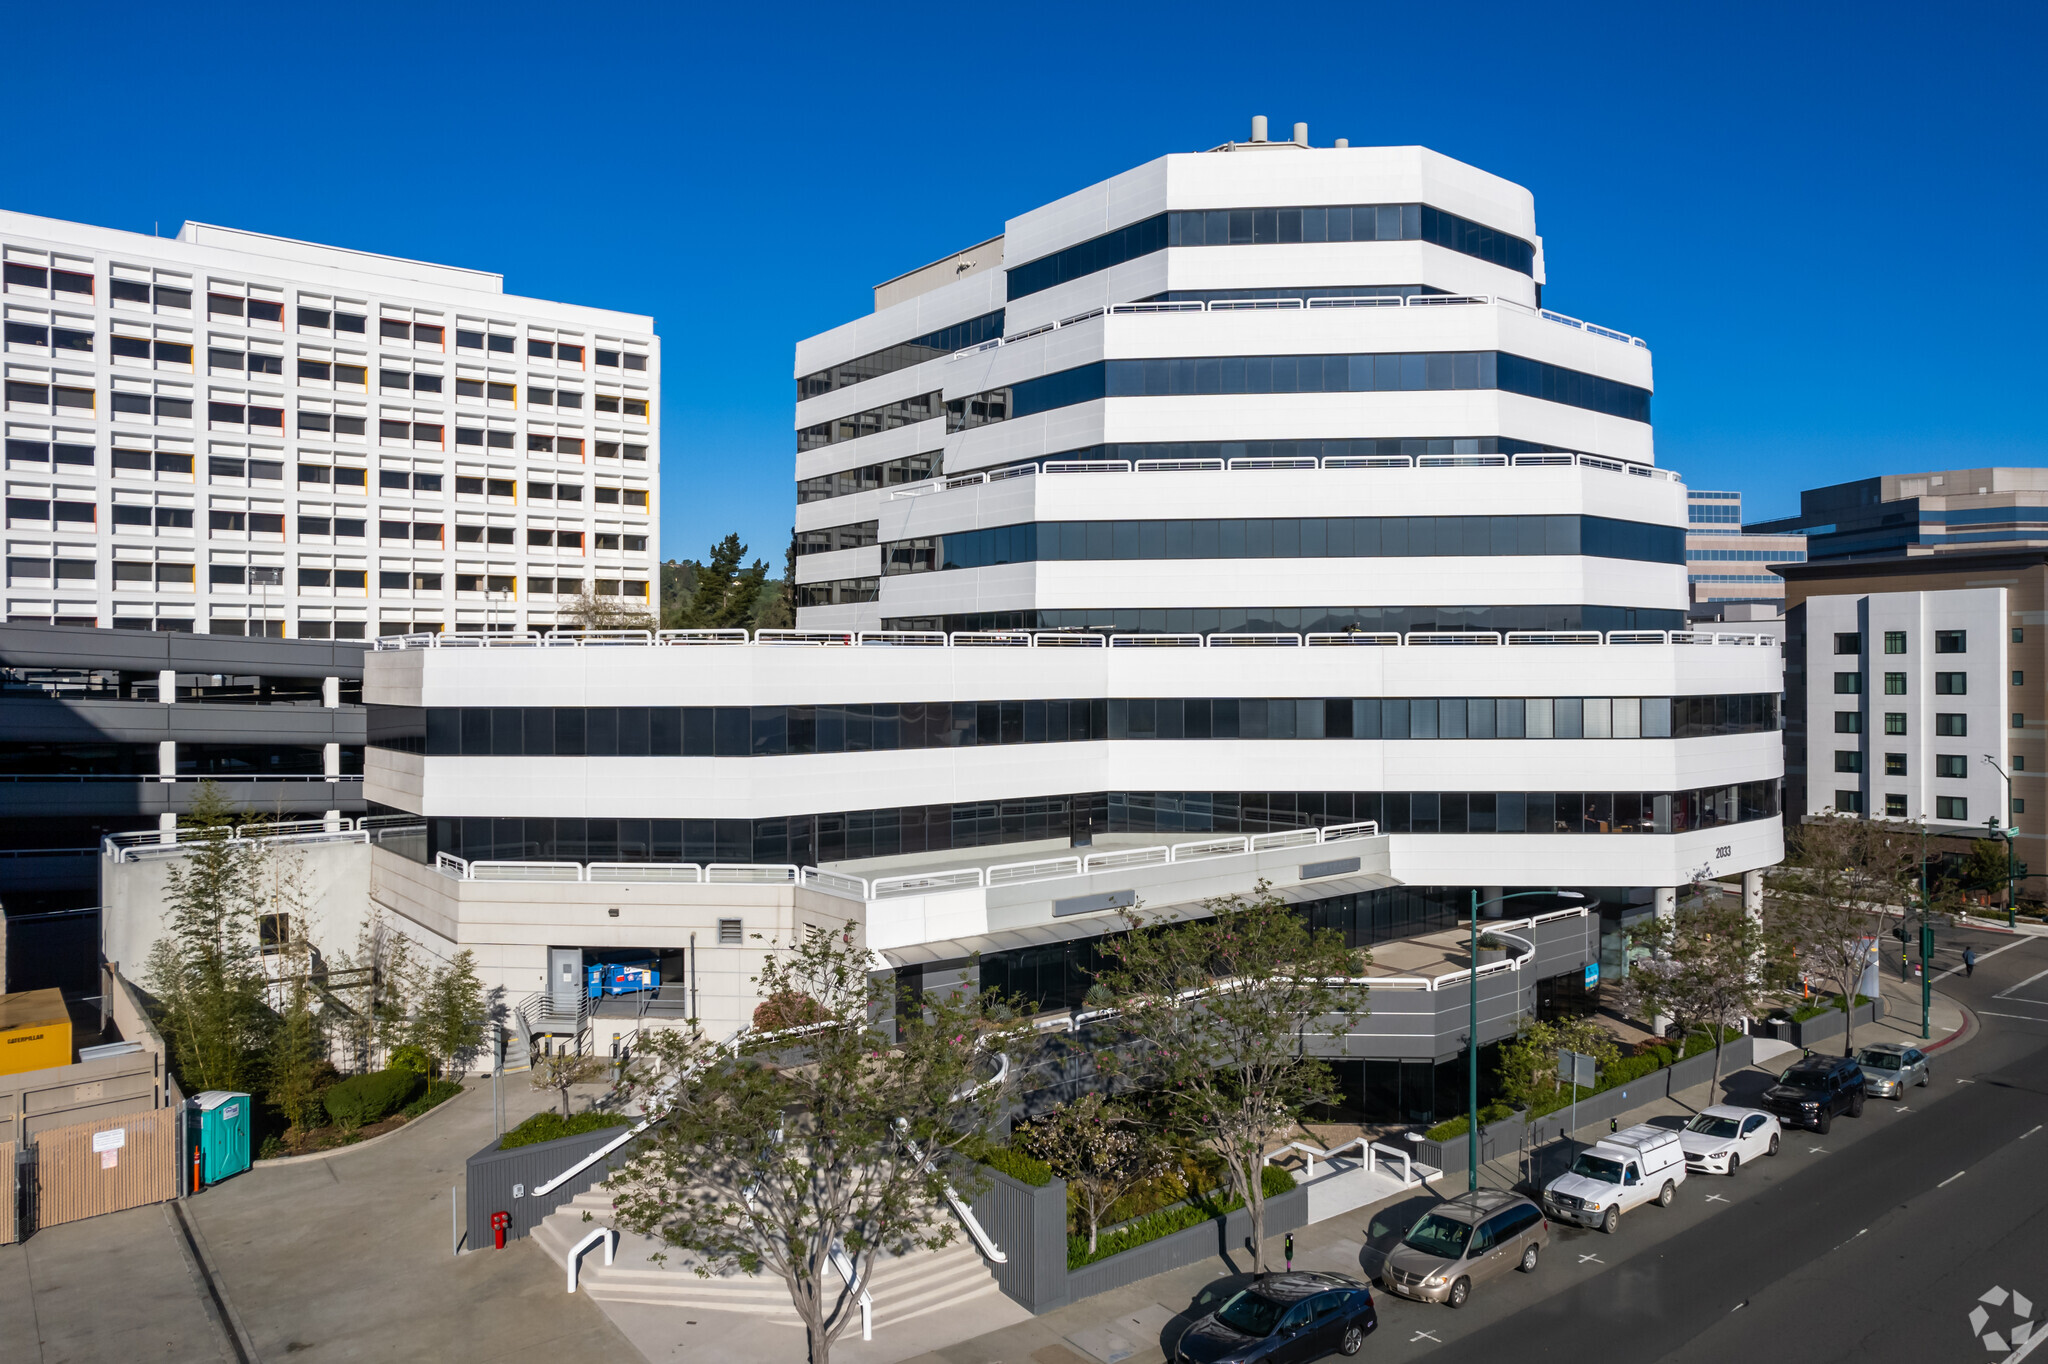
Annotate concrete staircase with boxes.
[531,1186,1010,1329]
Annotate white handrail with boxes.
[565,1226,616,1292]
[829,1245,874,1342]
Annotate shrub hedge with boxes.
[1066,1165,1296,1270]
[499,1109,632,1150]
[324,1068,422,1129]
[401,1079,462,1119]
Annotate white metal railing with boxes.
[566,1227,616,1293]
[378,625,1776,651]
[420,822,1386,898]
[1084,845,1170,873]
[967,290,1643,347]
[862,447,1681,498]
[103,818,427,864]
[987,855,1083,886]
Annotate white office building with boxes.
[2,211,658,638]
[106,124,1784,1126]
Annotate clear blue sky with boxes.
[9,1,2042,561]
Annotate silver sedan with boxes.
[1856,1043,1930,1097]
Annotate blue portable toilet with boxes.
[189,1091,253,1183]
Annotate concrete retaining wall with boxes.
[465,1124,633,1248]
[968,1164,1307,1315]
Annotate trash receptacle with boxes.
[189,1091,252,1183]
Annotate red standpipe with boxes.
[492,1211,511,1250]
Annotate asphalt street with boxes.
[1371,924,2048,1364]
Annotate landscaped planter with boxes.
[967,1165,1308,1314]
[1787,997,1886,1050]
[465,1123,636,1249]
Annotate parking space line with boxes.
[1938,1170,1966,1188]
[1703,1193,1728,1203]
[1409,1329,1442,1343]
[1578,1252,1604,1265]
[1978,1010,2048,1022]
[2022,1125,2042,1140]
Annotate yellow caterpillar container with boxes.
[0,988,73,1077]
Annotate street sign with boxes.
[1558,1050,1597,1089]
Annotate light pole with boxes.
[1981,755,2018,929]
[1466,888,1585,1193]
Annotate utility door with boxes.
[549,948,582,1015]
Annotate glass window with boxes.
[1885,753,1907,776]
[1834,673,1862,695]
[1936,713,1968,736]
[1937,795,1968,821]
[1935,673,1967,695]
[1834,751,1862,773]
[1884,631,1907,654]
[1884,713,1906,735]
[1885,673,1908,695]
[1937,754,1966,778]
[1935,630,1967,654]
[1835,712,1861,734]
[1835,633,1861,655]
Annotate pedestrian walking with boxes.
[1285,1232,1295,1271]
[1964,945,1977,977]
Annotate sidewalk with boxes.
[183,1078,639,1361]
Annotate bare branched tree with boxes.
[608,927,1029,1364]
[1769,814,1920,1054]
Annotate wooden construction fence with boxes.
[1,1140,14,1245]
[30,1109,179,1231]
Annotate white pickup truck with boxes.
[1540,1123,1688,1234]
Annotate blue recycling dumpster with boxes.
[189,1090,252,1183]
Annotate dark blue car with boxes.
[1175,1271,1377,1364]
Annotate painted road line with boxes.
[2022,1125,2042,1140]
[1993,961,2048,999]
[1938,1170,1967,1188]
[1977,1010,2048,1023]
[1938,936,2034,982]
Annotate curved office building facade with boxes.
[350,127,1783,1122]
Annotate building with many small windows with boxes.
[2,211,658,637]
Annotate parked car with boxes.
[1175,1270,1376,1362]
[1380,1189,1548,1308]
[1540,1123,1687,1233]
[1761,1054,1865,1132]
[1856,1043,1930,1098]
[1678,1105,1782,1175]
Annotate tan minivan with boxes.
[1381,1190,1549,1308]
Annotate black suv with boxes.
[1762,1054,1866,1133]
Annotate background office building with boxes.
[2,211,659,638]
[1685,488,1804,623]
[1749,467,2048,562]
[1777,491,2048,898]
[191,122,1788,1126]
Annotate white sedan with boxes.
[1678,1105,1782,1175]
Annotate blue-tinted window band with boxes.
[379,692,1776,758]
[883,514,1684,575]
[415,782,1781,868]
[797,310,1005,399]
[945,353,1650,432]
[881,605,1689,635]
[1005,204,1536,299]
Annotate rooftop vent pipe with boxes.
[1334,138,1348,148]
[1250,115,1267,143]
[1293,123,1308,146]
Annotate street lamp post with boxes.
[1466,888,1586,1193]
[1979,755,2017,929]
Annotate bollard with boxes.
[192,1144,203,1193]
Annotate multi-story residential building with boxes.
[2,212,659,637]
[104,122,1788,1126]
[1685,489,1804,615]
[1749,467,2048,562]
[1,620,367,991]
